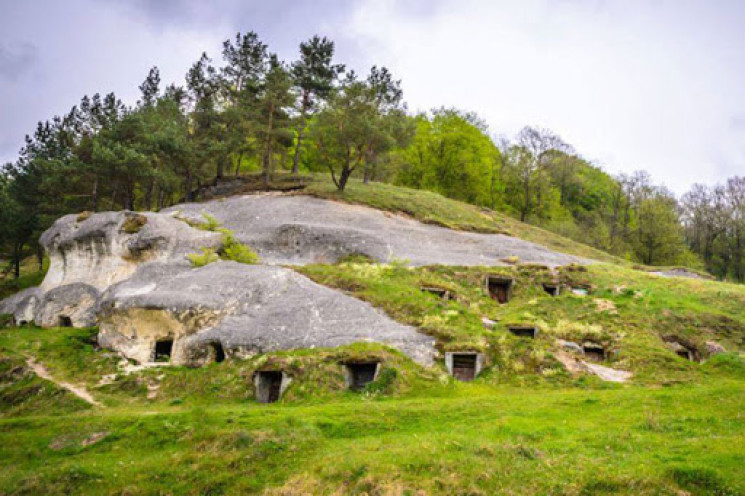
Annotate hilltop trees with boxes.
[682,177,745,280]
[291,35,344,176]
[310,68,411,191]
[2,29,741,281]
[396,109,500,207]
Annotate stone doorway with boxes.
[542,283,560,296]
[582,342,605,362]
[154,339,173,362]
[345,363,379,391]
[486,276,513,304]
[508,326,538,338]
[255,371,284,403]
[58,315,73,327]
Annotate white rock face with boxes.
[166,195,591,267]
[39,211,221,291]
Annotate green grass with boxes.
[305,176,628,265]
[0,369,743,495]
[0,257,48,300]
[297,261,745,384]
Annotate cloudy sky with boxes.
[1,0,743,194]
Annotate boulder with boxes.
[40,210,221,292]
[706,341,726,355]
[557,339,583,354]
[35,283,99,328]
[0,287,41,326]
[98,261,437,366]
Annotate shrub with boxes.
[121,214,147,234]
[188,248,219,267]
[76,211,92,223]
[223,242,260,265]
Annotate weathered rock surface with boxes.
[98,261,436,366]
[40,210,221,291]
[0,194,594,367]
[35,283,99,328]
[166,195,589,267]
[0,287,41,326]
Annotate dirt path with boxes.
[26,358,103,407]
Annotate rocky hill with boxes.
[1,182,744,495]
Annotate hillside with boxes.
[1,181,744,495]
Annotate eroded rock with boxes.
[98,261,437,366]
[166,195,590,267]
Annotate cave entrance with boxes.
[582,343,606,362]
[345,362,379,391]
[154,339,173,362]
[451,353,477,382]
[58,316,73,327]
[486,276,513,304]
[255,371,284,403]
[508,326,538,338]
[543,283,560,297]
[211,342,225,363]
[676,349,693,360]
[667,340,697,362]
[421,286,452,300]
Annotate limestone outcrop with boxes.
[39,210,221,291]
[0,194,594,367]
[166,195,589,267]
[98,261,436,366]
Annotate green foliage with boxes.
[121,214,147,234]
[186,213,259,266]
[396,109,502,208]
[222,234,260,264]
[187,247,219,267]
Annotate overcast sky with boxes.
[1,0,743,194]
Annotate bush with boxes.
[121,214,147,234]
[223,242,260,265]
[188,248,219,267]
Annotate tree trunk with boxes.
[292,124,305,177]
[263,104,275,187]
[91,177,99,211]
[12,241,22,279]
[145,179,155,211]
[234,152,243,177]
[185,170,193,202]
[338,167,352,192]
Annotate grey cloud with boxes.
[0,43,38,82]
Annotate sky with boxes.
[1,0,743,195]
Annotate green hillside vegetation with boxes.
[1,28,744,496]
[1,252,745,493]
[0,323,743,494]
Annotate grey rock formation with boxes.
[0,194,594,367]
[98,261,436,366]
[40,210,221,291]
[166,195,589,267]
[706,341,726,355]
[35,283,100,328]
[0,287,41,326]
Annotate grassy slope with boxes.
[298,261,745,384]
[0,366,743,495]
[305,176,628,265]
[2,177,745,494]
